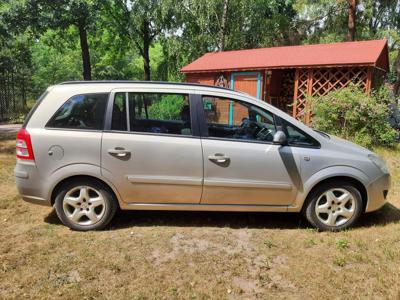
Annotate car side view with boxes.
[15,81,391,231]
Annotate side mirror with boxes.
[273,130,287,145]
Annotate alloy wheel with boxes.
[315,188,356,227]
[62,186,106,226]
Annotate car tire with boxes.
[54,178,118,231]
[304,181,363,231]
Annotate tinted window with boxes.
[283,120,319,147]
[111,93,192,135]
[202,96,276,142]
[46,93,108,130]
[111,93,127,131]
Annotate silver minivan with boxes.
[15,81,391,231]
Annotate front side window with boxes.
[282,120,319,147]
[111,92,192,136]
[46,93,108,130]
[202,96,277,142]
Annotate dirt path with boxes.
[0,124,21,134]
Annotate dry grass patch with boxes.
[0,134,400,299]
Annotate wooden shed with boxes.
[181,39,389,124]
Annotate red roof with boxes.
[181,39,389,73]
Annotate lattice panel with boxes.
[293,67,369,124]
[293,69,310,123]
[311,67,367,96]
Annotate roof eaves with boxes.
[182,62,377,73]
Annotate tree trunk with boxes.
[347,0,357,41]
[394,49,400,96]
[218,0,229,51]
[78,23,92,80]
[142,19,151,81]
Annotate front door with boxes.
[101,91,203,204]
[200,95,298,206]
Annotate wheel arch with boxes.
[302,176,368,212]
[50,174,121,207]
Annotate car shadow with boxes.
[357,203,400,228]
[44,203,400,231]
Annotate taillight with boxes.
[16,129,35,160]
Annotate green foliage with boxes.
[148,95,185,121]
[31,29,82,94]
[264,239,277,248]
[333,256,347,267]
[311,85,398,148]
[304,238,317,248]
[336,238,349,250]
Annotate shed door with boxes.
[231,72,261,99]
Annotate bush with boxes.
[147,95,184,121]
[311,85,398,148]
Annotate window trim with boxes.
[105,90,198,137]
[102,129,200,139]
[45,93,110,131]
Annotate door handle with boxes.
[108,147,131,158]
[208,153,230,163]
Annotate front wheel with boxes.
[54,179,118,231]
[304,182,363,231]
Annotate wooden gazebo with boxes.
[181,40,389,124]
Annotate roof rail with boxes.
[58,80,236,93]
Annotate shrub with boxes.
[147,95,185,121]
[311,85,398,148]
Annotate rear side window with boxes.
[111,92,192,136]
[46,93,108,130]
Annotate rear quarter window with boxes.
[22,91,49,128]
[46,93,109,130]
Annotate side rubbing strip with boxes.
[127,175,202,186]
[204,178,292,190]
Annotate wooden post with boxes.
[366,67,373,95]
[306,68,314,124]
[264,70,271,103]
[292,69,300,118]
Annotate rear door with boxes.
[101,89,203,204]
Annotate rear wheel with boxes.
[304,182,363,231]
[54,179,117,231]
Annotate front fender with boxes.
[289,166,371,212]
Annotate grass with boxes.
[0,134,400,299]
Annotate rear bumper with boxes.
[14,161,52,207]
[365,173,391,212]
